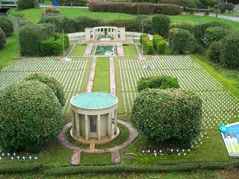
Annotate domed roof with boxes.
[70,92,118,110]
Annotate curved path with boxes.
[58,120,138,165]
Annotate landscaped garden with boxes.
[0,0,239,177]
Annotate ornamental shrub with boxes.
[151,15,170,37]
[169,28,196,54]
[19,23,54,56]
[0,16,14,37]
[152,34,166,54]
[159,0,197,8]
[42,7,60,16]
[130,15,152,34]
[203,26,232,46]
[137,76,179,92]
[40,33,69,56]
[208,41,222,63]
[215,3,235,13]
[0,28,6,50]
[154,4,183,15]
[131,89,202,148]
[74,16,101,32]
[220,33,239,69]
[57,0,87,6]
[17,0,35,10]
[193,22,229,44]
[24,73,65,106]
[170,22,196,33]
[0,80,62,153]
[140,34,154,55]
[39,14,76,33]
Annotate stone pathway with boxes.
[86,56,96,92]
[195,13,239,23]
[110,57,116,96]
[135,43,141,56]
[84,43,94,56]
[117,44,124,56]
[58,120,138,165]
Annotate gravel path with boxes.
[195,13,239,23]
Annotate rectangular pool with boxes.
[94,45,116,56]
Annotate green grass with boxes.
[7,8,239,31]
[8,8,134,23]
[219,12,239,17]
[80,152,111,165]
[92,57,110,93]
[123,44,138,56]
[133,39,140,43]
[0,33,19,70]
[69,44,87,57]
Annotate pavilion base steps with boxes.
[90,142,95,149]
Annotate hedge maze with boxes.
[0,57,89,115]
[116,56,239,130]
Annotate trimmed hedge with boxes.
[140,34,154,55]
[131,89,202,148]
[19,23,54,56]
[42,7,60,16]
[0,16,14,37]
[17,0,35,10]
[152,34,166,54]
[0,80,62,153]
[74,16,101,32]
[40,33,69,56]
[151,14,170,37]
[137,76,179,92]
[220,33,239,69]
[208,41,222,63]
[39,14,76,33]
[0,163,42,174]
[24,73,65,106]
[43,161,239,175]
[155,4,183,15]
[159,0,197,8]
[89,2,156,15]
[203,26,232,46]
[58,0,87,6]
[215,3,235,13]
[0,28,6,50]
[169,28,196,54]
[193,22,230,44]
[170,22,195,33]
[129,15,152,33]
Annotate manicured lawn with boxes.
[92,57,110,93]
[0,33,19,70]
[8,8,134,23]
[80,152,111,165]
[123,44,138,56]
[69,44,87,56]
[219,12,239,17]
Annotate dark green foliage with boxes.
[19,23,54,56]
[0,16,14,37]
[170,22,195,33]
[154,4,183,15]
[203,26,232,46]
[89,2,156,15]
[24,73,65,106]
[39,14,76,33]
[0,80,62,153]
[193,22,230,44]
[159,0,197,8]
[42,7,60,15]
[57,0,87,6]
[0,163,42,174]
[169,28,196,54]
[151,15,170,37]
[17,0,35,10]
[208,41,222,63]
[74,16,101,32]
[40,33,69,56]
[220,33,239,69]
[137,76,179,92]
[140,34,154,55]
[131,89,202,148]
[0,28,6,50]
[131,16,152,34]
[152,35,166,54]
[215,3,235,13]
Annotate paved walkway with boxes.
[195,13,239,23]
[110,57,116,96]
[57,120,138,165]
[86,56,96,92]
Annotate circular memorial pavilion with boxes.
[70,92,119,144]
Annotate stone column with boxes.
[108,112,112,138]
[114,110,117,134]
[75,113,80,137]
[85,115,89,141]
[97,115,101,140]
[72,111,75,133]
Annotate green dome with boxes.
[70,92,118,110]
